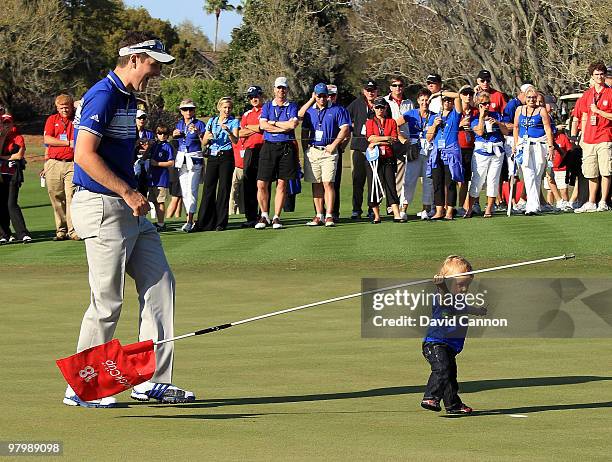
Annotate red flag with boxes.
[56,339,156,401]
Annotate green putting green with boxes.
[2,169,610,461]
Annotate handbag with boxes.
[405,142,421,162]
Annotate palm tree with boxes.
[203,0,236,52]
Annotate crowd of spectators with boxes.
[0,62,611,241]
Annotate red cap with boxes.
[1,114,13,123]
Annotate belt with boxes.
[75,186,120,197]
[48,158,73,162]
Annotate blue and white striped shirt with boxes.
[73,71,138,194]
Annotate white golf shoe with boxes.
[63,385,117,408]
[131,381,195,404]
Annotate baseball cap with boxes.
[327,84,338,95]
[363,79,378,90]
[179,99,196,109]
[136,109,147,119]
[314,83,328,95]
[274,77,288,88]
[459,84,474,95]
[373,97,388,108]
[2,114,13,123]
[246,85,263,97]
[118,39,175,64]
[520,83,534,93]
[477,70,492,81]
[426,73,442,84]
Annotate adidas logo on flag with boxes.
[90,114,100,122]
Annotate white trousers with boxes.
[178,164,202,214]
[403,155,433,206]
[521,144,546,213]
[469,153,504,198]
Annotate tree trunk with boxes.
[214,10,220,53]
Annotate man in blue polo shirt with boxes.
[255,76,300,230]
[301,83,350,227]
[64,31,195,408]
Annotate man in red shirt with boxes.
[474,70,506,113]
[574,62,612,213]
[239,85,265,227]
[43,94,78,240]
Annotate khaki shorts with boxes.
[148,186,168,204]
[581,142,612,178]
[304,146,338,183]
[544,170,568,190]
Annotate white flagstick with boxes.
[155,254,575,345]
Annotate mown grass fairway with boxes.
[2,168,611,461]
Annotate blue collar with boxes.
[106,71,131,96]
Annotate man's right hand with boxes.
[123,189,150,216]
[172,128,181,137]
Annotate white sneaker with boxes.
[0,238,6,245]
[8,236,16,243]
[272,217,283,229]
[63,385,117,408]
[515,200,526,212]
[131,381,195,404]
[472,203,482,215]
[22,235,32,243]
[574,202,597,213]
[597,201,610,212]
[399,211,408,221]
[561,201,574,212]
[181,222,193,232]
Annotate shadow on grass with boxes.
[117,375,611,415]
[443,401,612,418]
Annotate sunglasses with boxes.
[374,105,386,109]
[390,83,404,88]
[480,102,491,106]
[479,79,491,83]
[180,107,195,111]
[156,131,168,135]
[526,96,538,100]
[316,94,328,98]
[276,86,287,90]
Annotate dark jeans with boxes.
[0,174,30,240]
[195,150,234,230]
[243,147,261,222]
[352,150,368,214]
[422,342,463,409]
[432,163,457,207]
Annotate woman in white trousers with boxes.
[172,99,207,231]
[465,93,509,217]
[512,88,555,215]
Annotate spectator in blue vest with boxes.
[193,97,240,231]
[255,76,300,230]
[172,99,206,232]
[300,83,350,227]
[425,91,463,220]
